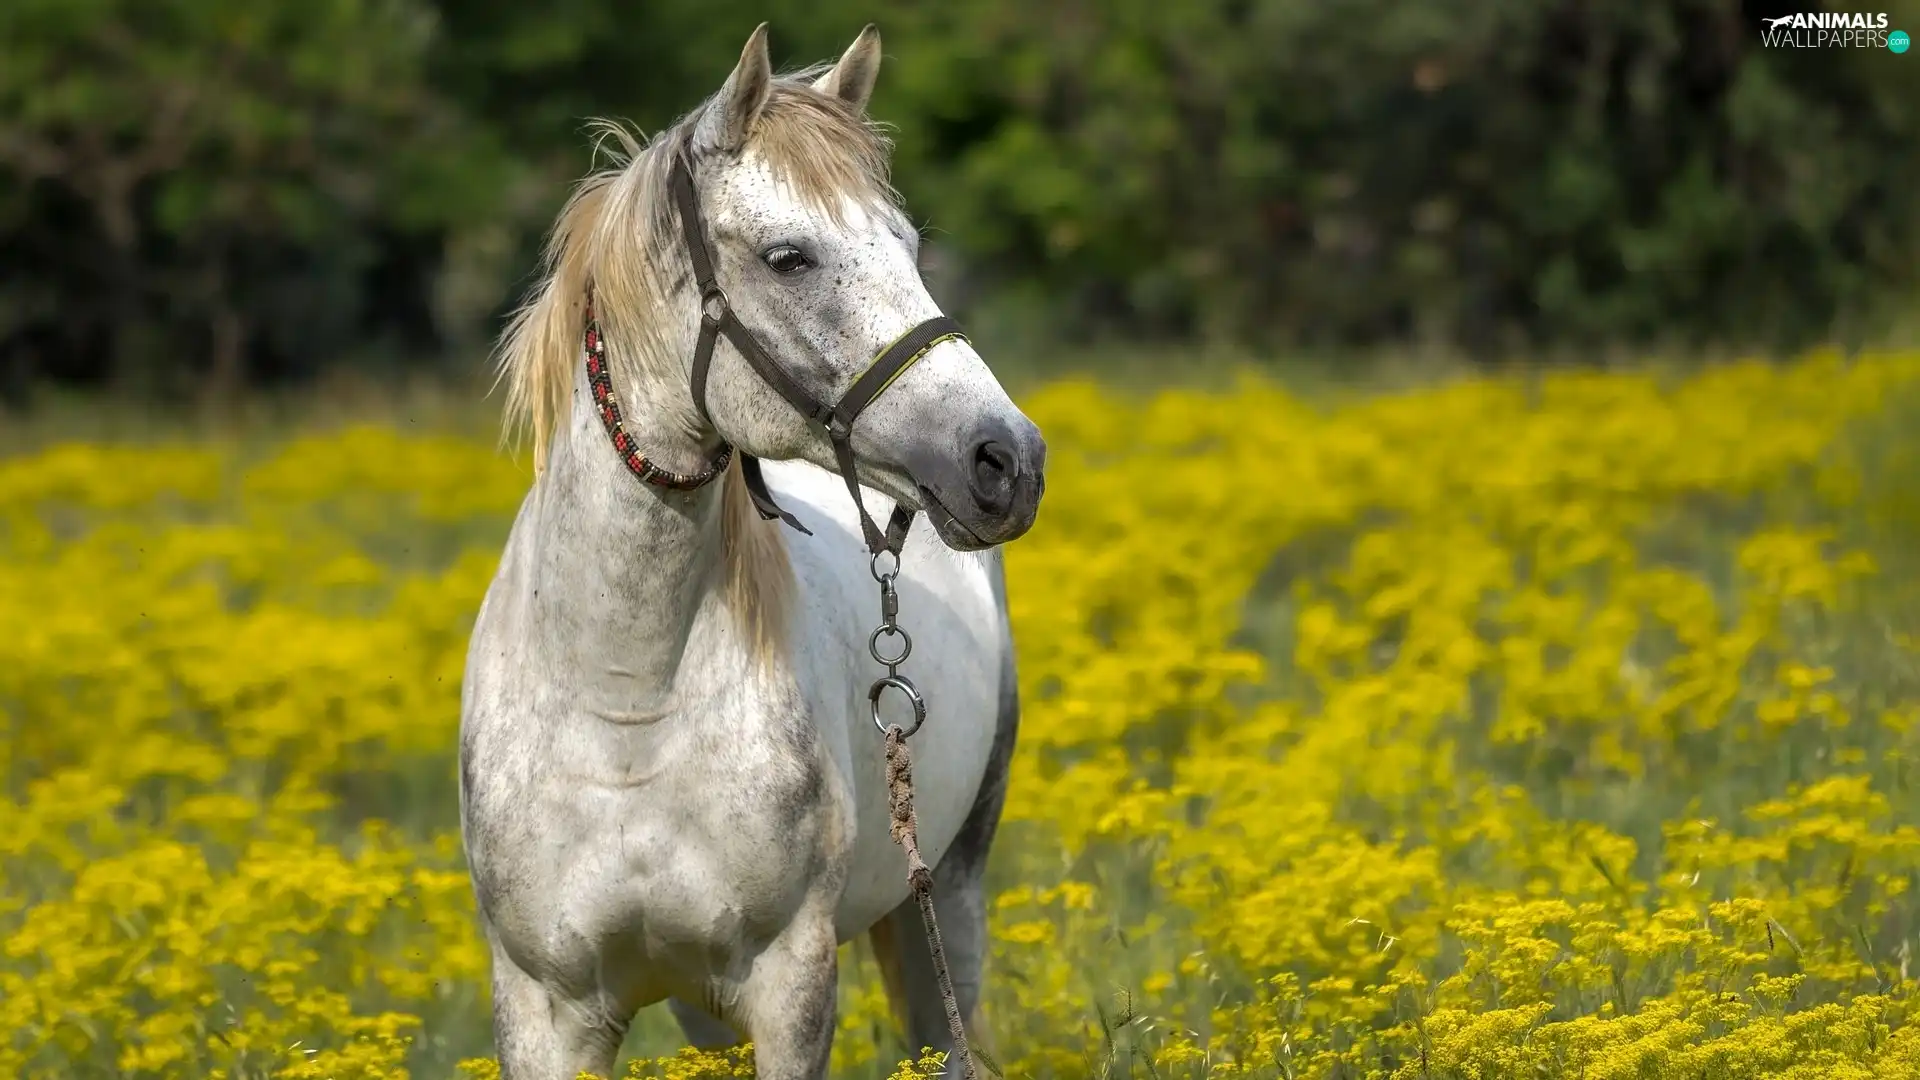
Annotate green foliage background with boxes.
[2,0,1917,399]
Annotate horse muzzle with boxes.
[908,412,1046,551]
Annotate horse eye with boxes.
[763,245,812,274]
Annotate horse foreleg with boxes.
[738,906,840,1080]
[489,940,630,1080]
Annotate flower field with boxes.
[5,353,1920,1079]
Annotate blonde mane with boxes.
[492,73,900,661]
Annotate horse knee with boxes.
[490,949,629,1080]
[739,915,840,1080]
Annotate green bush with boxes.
[0,0,512,399]
[3,0,1917,398]
[870,0,1920,350]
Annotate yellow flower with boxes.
[6,351,1920,1077]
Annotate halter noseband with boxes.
[582,152,966,558]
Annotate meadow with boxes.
[3,352,1919,1079]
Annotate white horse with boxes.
[459,23,1045,1080]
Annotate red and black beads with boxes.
[583,298,732,491]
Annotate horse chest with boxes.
[577,631,1001,949]
[585,694,841,901]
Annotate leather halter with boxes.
[582,152,966,557]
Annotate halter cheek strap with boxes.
[670,153,963,557]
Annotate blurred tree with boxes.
[871,0,1920,352]
[2,0,1917,400]
[0,0,516,403]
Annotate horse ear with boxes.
[699,22,774,154]
[811,24,882,113]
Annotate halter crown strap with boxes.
[670,152,962,556]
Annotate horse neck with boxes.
[522,360,725,703]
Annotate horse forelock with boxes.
[493,71,895,668]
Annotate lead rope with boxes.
[868,550,975,1080]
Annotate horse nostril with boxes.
[969,438,1017,515]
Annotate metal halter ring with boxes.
[869,624,913,667]
[870,675,927,737]
[869,549,900,583]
